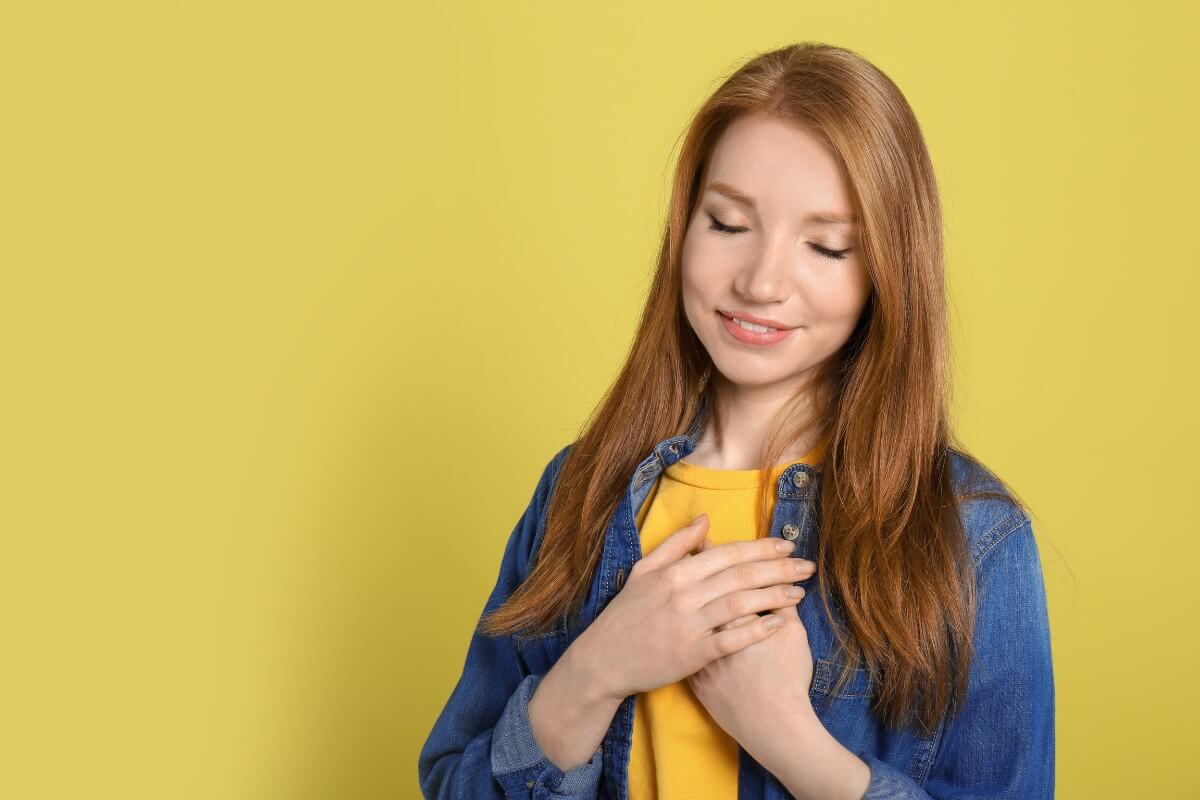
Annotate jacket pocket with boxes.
[513,613,570,674]
[512,612,568,647]
[809,656,875,699]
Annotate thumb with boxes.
[643,513,710,569]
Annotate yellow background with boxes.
[2,2,1196,798]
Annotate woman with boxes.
[419,41,1054,800]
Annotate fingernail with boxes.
[776,540,796,553]
[763,615,783,629]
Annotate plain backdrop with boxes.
[1,2,1196,798]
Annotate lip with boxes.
[718,309,798,330]
[717,310,798,346]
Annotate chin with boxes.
[709,360,782,387]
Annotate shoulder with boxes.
[944,447,1032,570]
[540,442,573,497]
[525,442,574,502]
[514,442,575,575]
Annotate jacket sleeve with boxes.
[491,672,604,796]
[417,443,604,800]
[856,513,1056,799]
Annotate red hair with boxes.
[481,41,1030,736]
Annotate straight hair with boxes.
[480,41,1029,736]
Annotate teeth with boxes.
[731,316,776,333]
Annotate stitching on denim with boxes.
[776,463,822,500]
[513,613,568,647]
[971,509,1030,569]
[912,709,947,784]
[633,448,664,490]
[810,656,873,698]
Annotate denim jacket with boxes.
[418,399,1055,799]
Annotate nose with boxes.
[733,235,792,304]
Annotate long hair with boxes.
[480,41,1028,736]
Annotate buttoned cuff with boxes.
[491,672,604,798]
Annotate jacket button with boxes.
[792,471,810,488]
[782,524,800,540]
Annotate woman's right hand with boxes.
[577,513,817,700]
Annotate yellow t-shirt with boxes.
[627,442,824,800]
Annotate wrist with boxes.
[562,627,629,704]
[743,698,821,769]
[527,635,624,772]
[762,706,871,800]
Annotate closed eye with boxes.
[706,211,749,236]
[705,212,852,261]
[810,242,851,261]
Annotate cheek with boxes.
[681,234,739,295]
[808,265,871,322]
[680,238,722,313]
[680,227,705,285]
[680,282,718,349]
[848,260,873,307]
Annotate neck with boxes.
[687,373,823,470]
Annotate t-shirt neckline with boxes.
[666,442,824,490]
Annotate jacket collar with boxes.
[642,389,822,498]
[651,388,710,467]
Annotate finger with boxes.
[706,612,786,660]
[639,513,710,570]
[717,613,761,632]
[702,584,805,630]
[692,553,814,608]
[764,603,802,626]
[674,535,797,583]
[775,601,802,619]
[684,535,716,561]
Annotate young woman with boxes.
[419,42,1054,800]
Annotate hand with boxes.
[577,513,817,701]
[686,599,819,750]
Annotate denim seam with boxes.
[971,509,1030,569]
[911,707,947,784]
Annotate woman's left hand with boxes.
[685,587,818,753]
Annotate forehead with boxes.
[703,113,856,226]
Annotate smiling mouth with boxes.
[715,310,798,347]
[717,310,797,333]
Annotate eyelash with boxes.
[705,212,851,261]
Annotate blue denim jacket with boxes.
[418,400,1055,799]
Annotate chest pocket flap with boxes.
[809,656,875,699]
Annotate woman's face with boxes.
[681,112,873,396]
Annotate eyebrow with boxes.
[705,180,857,226]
